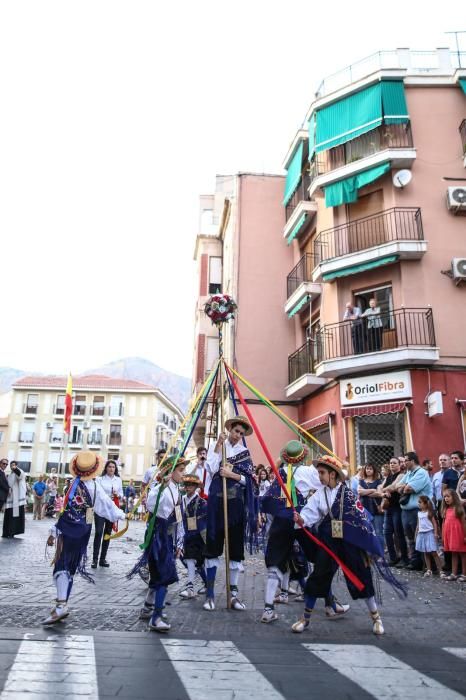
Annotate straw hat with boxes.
[280,440,310,466]
[312,455,347,481]
[69,451,104,481]
[224,415,253,436]
[182,473,202,487]
[157,456,190,480]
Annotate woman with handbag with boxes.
[358,464,384,552]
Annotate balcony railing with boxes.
[315,308,436,362]
[285,172,312,221]
[18,432,34,443]
[91,406,105,416]
[73,406,86,416]
[460,119,466,156]
[53,405,65,415]
[87,435,102,446]
[23,404,38,415]
[309,123,413,189]
[287,253,317,297]
[313,207,423,264]
[288,340,317,384]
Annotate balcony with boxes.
[309,124,415,198]
[460,119,466,167]
[285,340,327,399]
[87,435,102,448]
[312,207,426,282]
[53,405,65,416]
[314,307,439,378]
[91,406,105,418]
[73,406,86,417]
[284,175,318,243]
[285,254,321,317]
[18,432,35,444]
[109,405,124,419]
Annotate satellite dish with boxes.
[393,169,412,188]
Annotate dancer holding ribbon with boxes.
[42,451,126,625]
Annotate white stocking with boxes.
[54,571,70,602]
[364,596,378,613]
[186,559,196,584]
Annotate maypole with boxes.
[204,292,238,610]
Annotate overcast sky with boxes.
[0,1,464,379]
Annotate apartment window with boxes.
[19,424,35,443]
[88,426,102,446]
[25,394,39,414]
[50,423,63,443]
[55,394,65,415]
[109,424,122,445]
[92,396,105,416]
[18,449,32,473]
[208,256,222,294]
[108,452,119,462]
[0,431,3,444]
[74,395,86,416]
[70,426,82,445]
[354,284,393,329]
[110,396,124,418]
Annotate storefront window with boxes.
[354,412,405,468]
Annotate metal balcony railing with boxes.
[87,435,102,446]
[18,432,34,443]
[91,406,105,416]
[23,404,38,414]
[315,308,436,362]
[309,123,413,189]
[73,405,86,416]
[288,340,317,384]
[285,172,312,221]
[287,253,317,298]
[313,207,423,264]
[108,435,122,446]
[460,119,466,156]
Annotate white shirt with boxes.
[417,510,434,533]
[142,465,157,486]
[50,479,126,536]
[432,470,445,502]
[299,485,340,529]
[188,460,212,494]
[146,480,185,548]
[207,440,247,485]
[97,474,123,499]
[293,465,322,498]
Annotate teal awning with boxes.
[381,81,409,124]
[288,295,310,318]
[322,255,398,281]
[315,80,409,153]
[459,78,466,95]
[324,162,390,207]
[308,112,316,162]
[286,213,307,245]
[283,142,304,206]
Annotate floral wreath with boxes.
[204,294,237,326]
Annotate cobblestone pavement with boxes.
[1,513,466,643]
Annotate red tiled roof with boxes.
[13,374,157,392]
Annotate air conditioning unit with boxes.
[46,422,53,429]
[447,186,466,213]
[452,258,466,283]
[83,421,90,429]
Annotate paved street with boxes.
[1,513,466,699]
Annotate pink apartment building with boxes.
[192,174,298,464]
[282,48,466,467]
[192,48,466,469]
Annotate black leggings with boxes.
[93,514,113,562]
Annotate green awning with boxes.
[308,112,316,162]
[324,162,390,207]
[288,295,310,318]
[315,80,409,153]
[459,78,466,95]
[322,255,399,281]
[381,81,409,124]
[283,142,304,206]
[286,213,307,245]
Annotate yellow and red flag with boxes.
[64,373,73,434]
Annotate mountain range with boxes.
[0,357,191,412]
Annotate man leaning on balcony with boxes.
[361,299,383,353]
[343,302,364,355]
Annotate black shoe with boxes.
[99,560,110,568]
[91,561,98,569]
[387,559,400,567]
[395,560,409,569]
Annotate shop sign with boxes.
[340,370,412,406]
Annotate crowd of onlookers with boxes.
[3,451,466,581]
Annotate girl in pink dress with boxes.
[441,489,466,582]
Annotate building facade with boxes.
[192,174,299,463]
[1,375,184,481]
[281,48,466,466]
